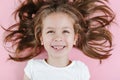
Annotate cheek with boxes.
[42,35,53,45]
[66,35,75,45]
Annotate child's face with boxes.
[40,12,77,58]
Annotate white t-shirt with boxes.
[24,59,90,80]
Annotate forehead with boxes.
[42,12,75,29]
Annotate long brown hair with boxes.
[3,0,115,62]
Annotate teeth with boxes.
[52,45,65,50]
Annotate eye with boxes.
[47,30,55,34]
[63,30,70,34]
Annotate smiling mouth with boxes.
[51,45,66,50]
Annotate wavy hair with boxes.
[3,0,115,62]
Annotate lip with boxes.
[51,45,66,51]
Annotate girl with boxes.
[3,0,115,80]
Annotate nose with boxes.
[54,33,63,42]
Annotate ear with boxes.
[74,34,78,45]
[40,36,44,45]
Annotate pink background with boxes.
[0,0,120,80]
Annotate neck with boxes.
[45,57,71,67]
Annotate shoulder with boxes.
[74,60,90,72]
[26,59,45,68]
[24,59,45,72]
[27,59,44,64]
[73,60,90,80]
[73,60,88,68]
[24,59,45,79]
